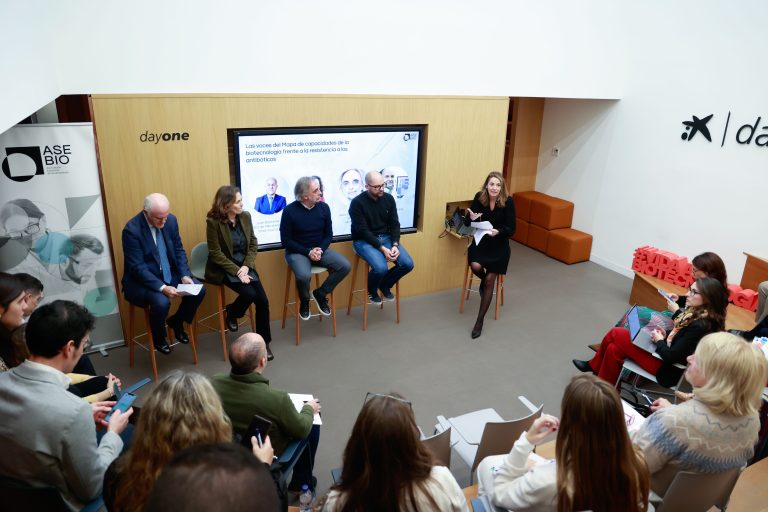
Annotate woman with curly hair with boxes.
[104,371,273,511]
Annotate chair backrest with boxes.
[189,242,208,280]
[422,426,452,467]
[656,467,742,512]
[471,404,543,472]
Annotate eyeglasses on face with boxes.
[687,287,701,296]
[2,222,41,239]
[367,184,384,190]
[364,392,412,408]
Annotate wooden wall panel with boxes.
[90,94,509,336]
[506,97,545,193]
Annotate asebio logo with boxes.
[139,131,190,144]
[2,144,72,182]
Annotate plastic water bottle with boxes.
[299,484,313,512]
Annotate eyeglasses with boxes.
[364,392,412,408]
[367,184,384,190]
[2,222,41,240]
[688,287,701,296]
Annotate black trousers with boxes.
[223,279,272,343]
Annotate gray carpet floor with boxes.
[92,241,633,494]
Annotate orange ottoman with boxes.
[547,228,592,264]
[512,191,547,222]
[512,218,528,244]
[527,224,550,253]
[529,196,574,230]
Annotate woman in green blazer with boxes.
[205,186,272,359]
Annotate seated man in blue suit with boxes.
[121,193,205,354]
[254,177,287,215]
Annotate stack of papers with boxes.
[470,221,494,245]
[177,283,203,296]
[289,393,322,425]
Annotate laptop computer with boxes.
[627,305,656,353]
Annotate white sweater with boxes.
[477,432,557,512]
[320,465,468,511]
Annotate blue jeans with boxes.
[353,235,414,294]
[285,249,351,302]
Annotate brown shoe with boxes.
[674,391,694,402]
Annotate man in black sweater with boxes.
[280,177,350,320]
[349,171,414,304]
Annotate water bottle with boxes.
[299,484,313,512]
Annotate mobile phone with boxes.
[104,392,136,423]
[113,382,121,400]
[657,288,675,303]
[241,414,272,449]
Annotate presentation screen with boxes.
[232,125,424,251]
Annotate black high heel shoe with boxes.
[471,322,483,339]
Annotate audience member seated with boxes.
[0,300,132,511]
[731,278,768,340]
[634,332,768,493]
[477,374,650,512]
[104,371,269,511]
[619,251,728,333]
[9,273,121,402]
[211,332,320,493]
[205,185,273,360]
[317,392,467,511]
[573,276,727,387]
[463,171,516,339]
[0,272,27,371]
[144,443,279,512]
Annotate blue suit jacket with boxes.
[121,211,191,298]
[255,194,287,215]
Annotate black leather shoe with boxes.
[572,359,594,373]
[225,307,239,332]
[266,344,274,361]
[167,318,190,344]
[471,322,483,339]
[154,340,172,355]
[312,289,331,316]
[299,300,311,321]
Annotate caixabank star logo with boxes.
[681,112,768,147]
[1,144,73,182]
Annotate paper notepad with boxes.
[289,393,322,425]
[177,283,203,296]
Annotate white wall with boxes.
[0,2,60,131]
[536,1,768,282]
[1,0,625,134]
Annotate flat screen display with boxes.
[232,125,424,250]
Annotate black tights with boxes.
[470,263,497,329]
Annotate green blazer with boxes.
[204,212,258,284]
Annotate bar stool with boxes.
[459,264,504,320]
[346,253,401,331]
[126,302,198,381]
[190,242,256,361]
[281,265,337,345]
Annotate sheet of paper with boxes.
[622,399,646,437]
[289,393,322,425]
[470,221,493,230]
[176,283,203,296]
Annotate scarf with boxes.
[668,307,707,342]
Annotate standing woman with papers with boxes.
[205,185,273,360]
[464,171,516,339]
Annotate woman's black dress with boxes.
[466,193,516,274]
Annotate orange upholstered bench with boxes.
[512,191,547,222]
[529,195,574,230]
[546,228,592,264]
[512,218,529,244]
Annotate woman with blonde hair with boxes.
[478,374,649,512]
[319,393,467,511]
[104,371,273,512]
[634,332,768,493]
[464,171,516,339]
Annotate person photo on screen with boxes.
[254,177,287,215]
[380,167,397,195]
[339,169,363,202]
[280,177,351,321]
[349,171,414,305]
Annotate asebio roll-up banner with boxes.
[0,123,123,349]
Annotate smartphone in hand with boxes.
[241,414,272,449]
[104,392,136,423]
[657,288,676,303]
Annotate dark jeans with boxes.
[124,278,206,344]
[223,279,272,343]
[353,235,414,294]
[288,424,320,490]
